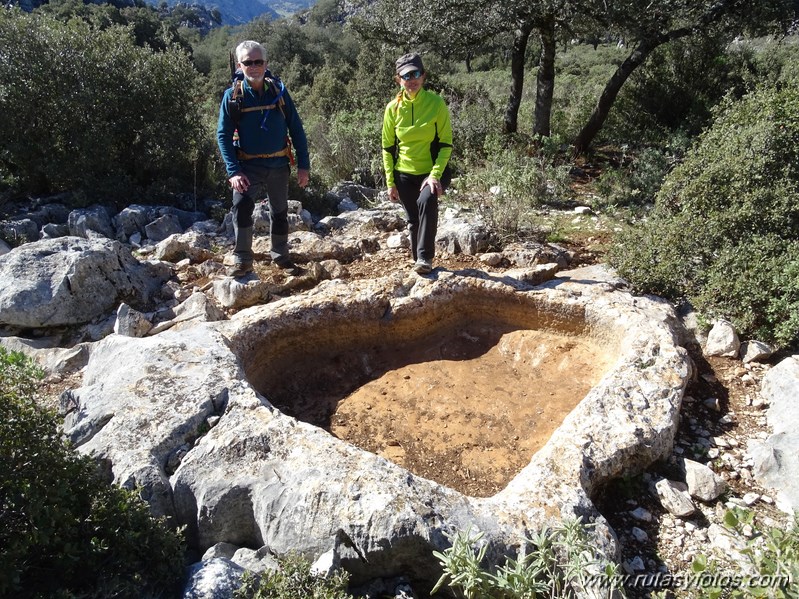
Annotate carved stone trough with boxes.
[63,265,691,589]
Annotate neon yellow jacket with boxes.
[381,87,452,188]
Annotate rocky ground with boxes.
[30,196,793,598]
[193,216,794,597]
[595,348,793,598]
[345,237,794,599]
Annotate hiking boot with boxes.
[414,259,433,274]
[228,262,253,277]
[273,255,297,270]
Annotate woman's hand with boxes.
[421,176,443,197]
[297,169,310,189]
[388,185,400,203]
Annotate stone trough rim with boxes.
[219,267,688,502]
[64,265,690,586]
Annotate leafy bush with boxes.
[594,146,674,209]
[691,507,799,598]
[234,552,353,599]
[0,347,185,598]
[306,107,382,189]
[610,79,799,348]
[606,35,735,146]
[431,519,625,598]
[457,133,572,243]
[0,8,207,204]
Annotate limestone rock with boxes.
[319,259,348,279]
[503,263,560,286]
[479,252,504,267]
[1,218,39,245]
[153,232,215,264]
[201,542,238,561]
[740,340,774,363]
[181,558,245,599]
[0,236,170,328]
[386,232,409,249]
[436,219,491,255]
[114,302,152,337]
[68,205,114,239]
[62,326,241,518]
[0,335,91,375]
[254,230,361,264]
[211,277,269,310]
[55,267,690,589]
[682,458,727,502]
[113,204,155,240]
[41,222,70,238]
[231,546,279,573]
[338,197,359,212]
[502,242,570,269]
[747,356,799,513]
[145,214,183,242]
[705,319,740,357]
[173,292,226,323]
[760,356,799,434]
[655,478,696,517]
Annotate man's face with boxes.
[238,48,266,84]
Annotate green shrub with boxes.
[0,347,185,598]
[610,79,799,348]
[234,552,353,599]
[431,518,625,598]
[606,36,735,146]
[306,107,383,189]
[0,8,206,204]
[691,508,799,598]
[457,133,572,243]
[594,146,673,209]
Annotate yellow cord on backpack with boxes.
[236,147,291,160]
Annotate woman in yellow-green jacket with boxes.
[382,53,453,274]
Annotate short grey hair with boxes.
[235,40,266,63]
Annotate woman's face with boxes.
[399,69,425,94]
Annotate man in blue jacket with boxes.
[217,40,310,277]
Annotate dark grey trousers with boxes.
[231,164,290,263]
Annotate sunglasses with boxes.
[400,70,424,81]
[240,59,265,67]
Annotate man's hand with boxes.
[297,169,310,189]
[421,176,443,197]
[388,185,400,203]
[229,173,250,193]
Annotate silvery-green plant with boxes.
[431,517,626,598]
[431,527,495,598]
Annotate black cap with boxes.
[395,53,425,76]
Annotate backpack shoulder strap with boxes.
[232,79,244,99]
[265,76,288,120]
[228,80,244,125]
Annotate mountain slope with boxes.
[147,0,316,25]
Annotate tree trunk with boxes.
[572,0,752,155]
[503,19,534,134]
[572,39,659,155]
[533,18,556,137]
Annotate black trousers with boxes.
[395,171,439,262]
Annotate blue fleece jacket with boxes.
[217,76,310,178]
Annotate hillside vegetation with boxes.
[1,1,799,350]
